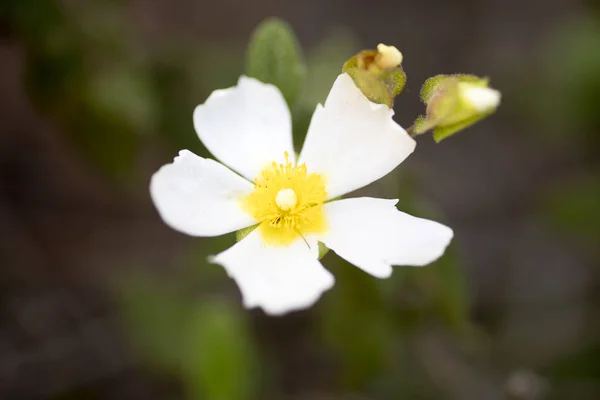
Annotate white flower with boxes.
[150,73,453,315]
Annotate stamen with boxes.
[241,152,327,246]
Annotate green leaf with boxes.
[183,301,257,400]
[246,18,307,106]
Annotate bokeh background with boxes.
[1,0,600,399]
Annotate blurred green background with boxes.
[1,0,599,399]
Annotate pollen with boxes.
[241,152,327,246]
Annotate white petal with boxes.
[320,197,453,278]
[150,150,256,236]
[193,76,294,181]
[299,73,416,199]
[211,230,334,315]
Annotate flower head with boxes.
[150,73,453,315]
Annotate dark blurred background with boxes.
[1,0,600,399]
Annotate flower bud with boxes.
[414,74,501,142]
[342,43,406,107]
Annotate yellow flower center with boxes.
[241,152,327,246]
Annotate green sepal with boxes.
[246,18,307,106]
[415,77,463,134]
[342,50,406,107]
[433,110,494,142]
[235,224,258,242]
[318,242,329,260]
[413,114,435,135]
[420,74,487,104]
[420,74,448,103]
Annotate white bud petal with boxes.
[459,83,501,112]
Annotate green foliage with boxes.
[390,250,470,333]
[320,261,394,389]
[9,0,154,176]
[246,18,307,107]
[530,16,600,152]
[88,65,158,134]
[546,342,600,380]
[541,175,600,244]
[183,302,257,400]
[425,245,469,328]
[119,275,258,400]
[152,60,207,156]
[392,179,470,331]
[119,276,191,372]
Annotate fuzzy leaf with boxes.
[246,18,306,106]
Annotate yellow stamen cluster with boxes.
[242,152,327,246]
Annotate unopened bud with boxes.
[413,74,501,142]
[342,44,406,107]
